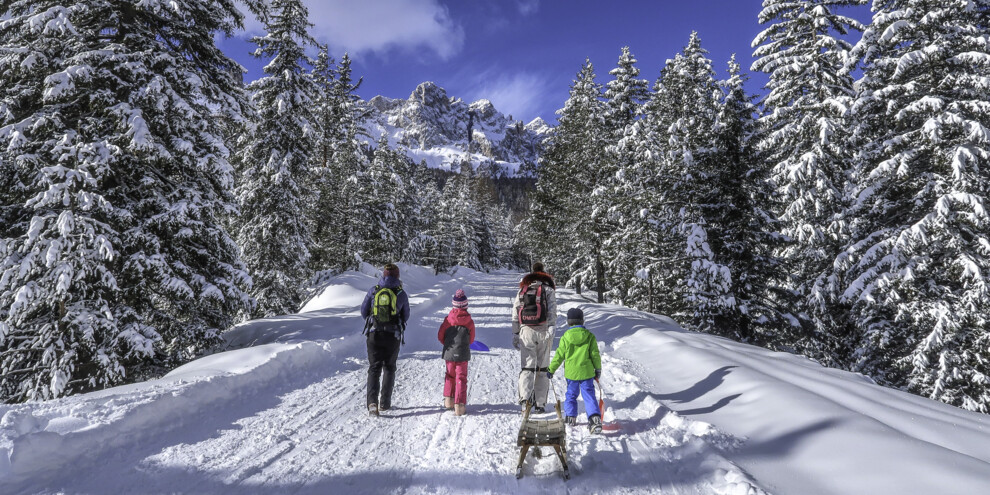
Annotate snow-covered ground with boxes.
[2,265,990,494]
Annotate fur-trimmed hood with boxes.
[519,271,555,289]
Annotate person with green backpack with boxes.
[360,263,410,416]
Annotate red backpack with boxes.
[518,282,549,326]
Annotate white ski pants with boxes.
[517,325,553,407]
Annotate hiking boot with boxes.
[565,416,576,426]
[454,403,466,416]
[589,414,602,434]
[368,403,379,416]
[444,397,454,410]
[379,404,391,412]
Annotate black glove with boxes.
[595,369,601,380]
[546,371,554,379]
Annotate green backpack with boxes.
[371,285,403,333]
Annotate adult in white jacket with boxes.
[511,262,558,412]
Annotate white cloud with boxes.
[462,70,551,122]
[238,0,464,60]
[517,0,539,16]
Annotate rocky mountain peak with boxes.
[410,81,450,109]
[360,82,550,175]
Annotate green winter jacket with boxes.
[548,325,601,381]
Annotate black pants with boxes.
[367,331,401,408]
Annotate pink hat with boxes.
[452,289,468,308]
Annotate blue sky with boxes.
[219,0,871,124]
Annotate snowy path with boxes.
[1,269,762,494]
[6,266,990,494]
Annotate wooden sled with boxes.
[515,400,569,480]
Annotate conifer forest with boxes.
[2,0,990,417]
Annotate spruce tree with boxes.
[473,160,511,270]
[408,180,444,271]
[0,0,253,401]
[392,147,424,263]
[328,55,370,273]
[600,47,651,304]
[709,56,796,343]
[839,0,990,411]
[234,0,317,318]
[752,0,865,363]
[353,137,402,264]
[604,46,651,136]
[443,163,483,271]
[531,60,609,300]
[308,46,340,274]
[653,32,728,331]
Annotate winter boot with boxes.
[454,403,466,416]
[444,397,455,410]
[589,414,602,434]
[369,403,379,416]
[565,416,576,426]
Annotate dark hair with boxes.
[532,262,545,273]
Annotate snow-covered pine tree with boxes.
[708,56,796,343]
[471,163,503,270]
[307,46,340,274]
[530,59,609,300]
[752,0,865,363]
[421,171,468,274]
[610,64,691,315]
[490,202,518,270]
[311,52,367,274]
[234,0,317,318]
[392,147,424,263]
[600,47,652,304]
[406,179,443,271]
[604,46,651,137]
[0,0,254,401]
[443,162,483,271]
[838,0,990,411]
[353,136,402,264]
[654,32,730,332]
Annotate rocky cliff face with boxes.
[361,82,549,175]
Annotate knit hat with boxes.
[532,262,545,273]
[452,289,468,308]
[383,263,400,279]
[566,307,584,326]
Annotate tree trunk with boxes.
[595,252,605,304]
[649,271,654,314]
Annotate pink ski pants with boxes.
[443,361,469,404]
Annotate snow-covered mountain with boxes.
[361,82,550,174]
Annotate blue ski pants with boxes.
[563,378,600,418]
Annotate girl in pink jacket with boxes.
[438,289,476,416]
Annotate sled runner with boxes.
[515,393,569,479]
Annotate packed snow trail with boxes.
[0,267,762,494]
[4,265,990,494]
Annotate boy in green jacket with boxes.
[547,307,603,434]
